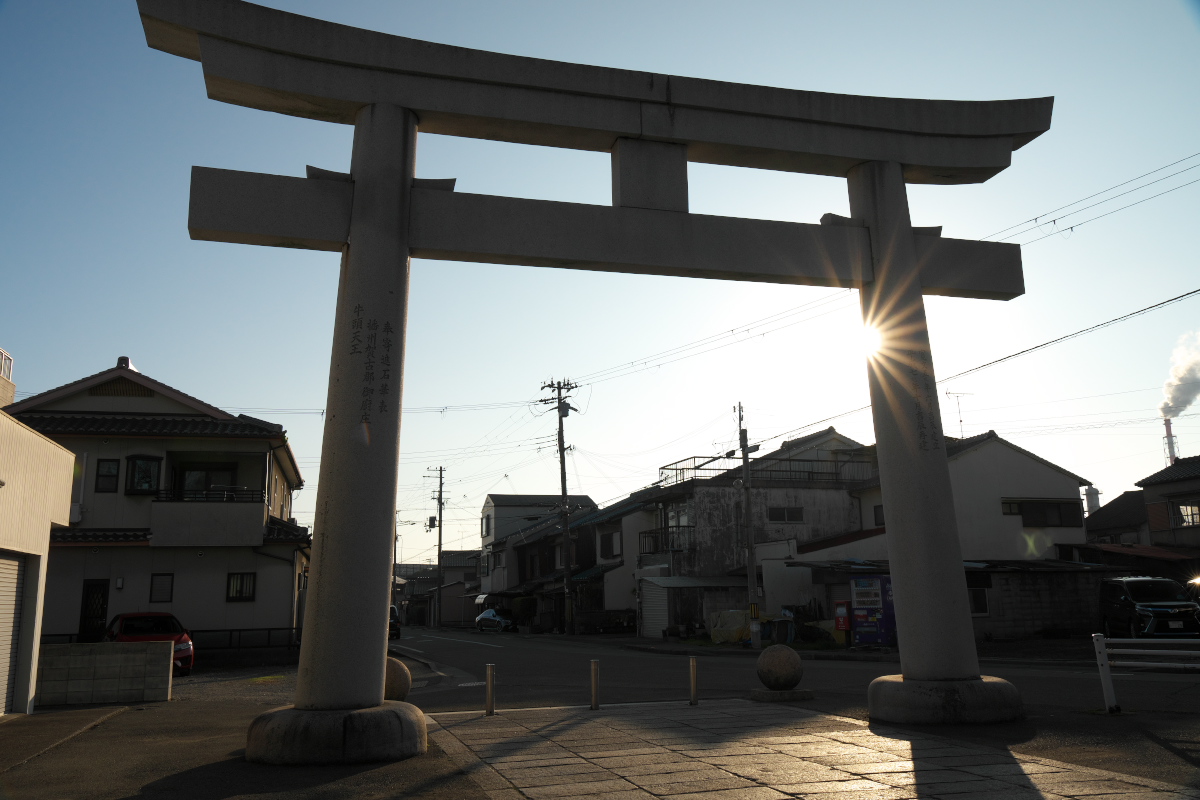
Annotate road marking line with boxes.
[392,644,425,653]
[423,634,504,648]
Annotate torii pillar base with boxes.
[245,702,427,765]
[868,675,1023,725]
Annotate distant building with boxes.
[479,494,595,598]
[1084,490,1149,545]
[4,357,309,646]
[1138,456,1200,547]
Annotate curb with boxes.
[0,706,128,775]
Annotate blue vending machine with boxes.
[850,575,896,646]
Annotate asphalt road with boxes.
[394,628,1200,789]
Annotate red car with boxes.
[103,612,195,674]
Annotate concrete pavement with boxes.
[2,647,1197,798]
[432,699,1198,800]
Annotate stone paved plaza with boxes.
[431,700,1196,800]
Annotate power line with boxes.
[996,162,1200,243]
[938,288,1200,384]
[757,286,1200,448]
[983,150,1200,240]
[1017,176,1200,246]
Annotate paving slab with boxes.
[431,699,1200,800]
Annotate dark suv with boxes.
[1100,577,1200,638]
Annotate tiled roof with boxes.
[1084,543,1200,562]
[265,516,311,544]
[1085,490,1147,533]
[788,558,1124,573]
[439,549,481,567]
[485,494,596,508]
[14,412,284,439]
[1136,455,1200,487]
[52,528,152,544]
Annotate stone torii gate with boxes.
[138,0,1052,763]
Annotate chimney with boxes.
[1085,485,1101,515]
[0,348,14,407]
[1164,418,1179,465]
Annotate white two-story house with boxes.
[4,357,309,646]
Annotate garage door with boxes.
[640,581,668,639]
[0,552,24,715]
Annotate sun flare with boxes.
[862,324,883,357]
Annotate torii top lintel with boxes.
[138,0,1051,185]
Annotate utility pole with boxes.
[541,379,578,634]
[738,403,761,648]
[427,467,444,628]
[945,391,972,439]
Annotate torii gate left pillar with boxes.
[244,104,427,762]
[138,0,1052,764]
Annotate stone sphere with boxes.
[756,644,803,691]
[385,656,412,701]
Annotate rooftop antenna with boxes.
[945,391,972,439]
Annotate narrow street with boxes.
[394,629,1200,788]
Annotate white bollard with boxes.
[1092,634,1120,714]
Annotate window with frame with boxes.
[125,455,162,494]
[491,551,504,568]
[226,572,257,602]
[1176,503,1200,527]
[600,530,622,559]
[95,459,120,493]
[873,504,885,527]
[1000,499,1083,527]
[966,572,991,615]
[554,544,564,569]
[149,573,174,603]
[767,507,804,523]
[180,463,237,500]
[968,588,989,615]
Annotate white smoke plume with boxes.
[1160,332,1200,418]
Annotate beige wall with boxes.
[0,413,73,556]
[56,436,281,531]
[0,412,73,715]
[151,501,267,547]
[42,543,300,635]
[949,441,1086,560]
[805,440,1087,562]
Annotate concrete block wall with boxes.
[36,642,173,706]
[972,572,1106,640]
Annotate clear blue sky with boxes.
[2,1,1199,564]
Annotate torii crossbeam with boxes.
[138,0,1052,762]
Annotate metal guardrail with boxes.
[658,456,876,486]
[1092,633,1200,713]
[640,526,695,554]
[188,627,301,650]
[155,488,265,502]
[42,627,301,649]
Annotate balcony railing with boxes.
[640,526,695,555]
[659,456,876,486]
[155,488,265,502]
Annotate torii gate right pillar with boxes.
[851,160,1022,723]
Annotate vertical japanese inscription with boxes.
[379,322,394,415]
[360,314,378,424]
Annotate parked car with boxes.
[389,605,402,639]
[476,607,516,632]
[103,612,195,674]
[1100,577,1200,638]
